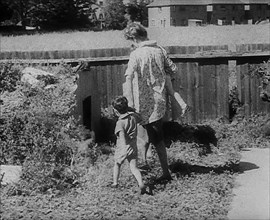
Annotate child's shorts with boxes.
[114,143,138,165]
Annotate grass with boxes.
[2,113,268,219]
[1,24,269,52]
[1,150,237,220]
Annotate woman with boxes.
[123,22,174,181]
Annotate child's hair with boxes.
[112,96,129,114]
[124,22,148,40]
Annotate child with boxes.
[111,96,146,194]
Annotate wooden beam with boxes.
[0,50,269,64]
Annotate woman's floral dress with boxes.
[125,40,173,125]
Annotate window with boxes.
[245,5,250,10]
[172,6,176,11]
[192,7,199,12]
[172,19,176,26]
[207,5,213,12]
[232,6,236,11]
[158,7,162,13]
[181,19,186,26]
[151,19,155,26]
[179,6,186,11]
[220,5,226,11]
[99,14,104,20]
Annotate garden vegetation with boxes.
[0,61,269,219]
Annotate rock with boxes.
[0,165,22,185]
[21,67,55,86]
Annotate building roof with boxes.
[242,0,270,4]
[211,0,245,4]
[147,0,270,7]
[147,0,210,7]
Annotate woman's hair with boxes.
[112,96,129,114]
[124,22,148,40]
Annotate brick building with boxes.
[147,0,270,27]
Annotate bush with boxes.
[0,62,23,93]
[0,62,92,194]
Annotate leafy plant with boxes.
[0,62,23,93]
[0,62,90,193]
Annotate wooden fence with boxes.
[1,44,270,135]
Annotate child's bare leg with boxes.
[113,162,121,186]
[129,158,144,189]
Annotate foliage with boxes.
[103,0,126,30]
[0,62,91,193]
[28,0,93,30]
[205,114,270,149]
[1,58,269,218]
[2,0,96,30]
[0,0,13,22]
[125,1,149,26]
[1,149,236,220]
[229,85,241,120]
[0,62,23,93]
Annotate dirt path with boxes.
[228,148,270,220]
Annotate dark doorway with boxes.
[83,96,92,130]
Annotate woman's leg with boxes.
[155,140,172,178]
[137,137,149,164]
[147,120,172,179]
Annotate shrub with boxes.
[0,62,23,93]
[0,62,91,194]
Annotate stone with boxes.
[0,165,22,185]
[21,67,55,86]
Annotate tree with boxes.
[103,0,126,30]
[125,1,149,26]
[2,0,97,29]
[3,0,32,26]
[0,0,13,23]
[28,0,96,29]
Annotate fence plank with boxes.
[1,44,270,135]
[217,62,229,120]
[187,62,198,122]
[243,64,251,116]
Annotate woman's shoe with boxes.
[110,183,118,188]
[140,185,147,195]
[156,175,173,183]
